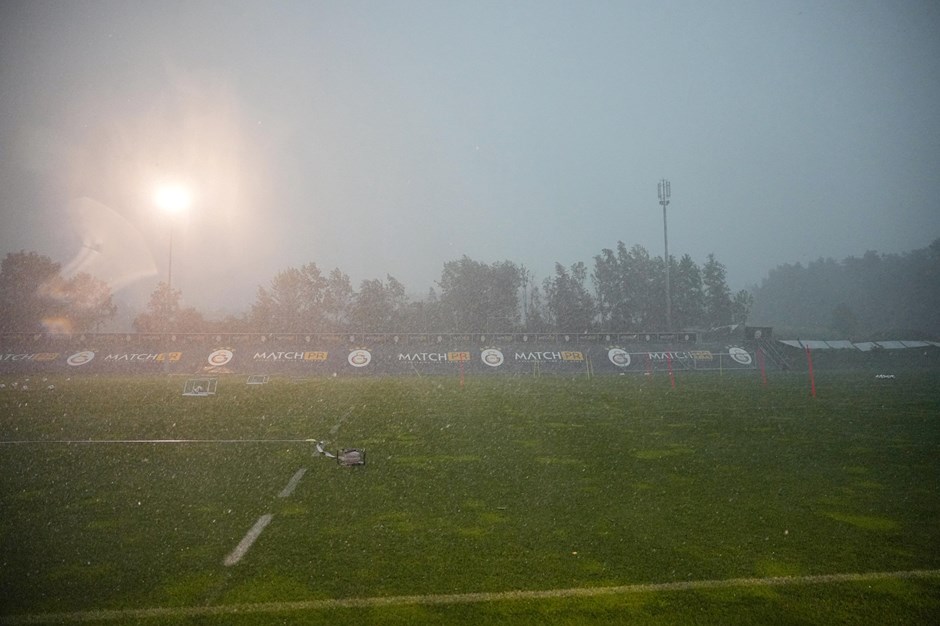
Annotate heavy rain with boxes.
[1,2,939,624]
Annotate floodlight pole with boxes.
[167,226,173,300]
[658,179,672,331]
[154,184,191,375]
[164,224,173,374]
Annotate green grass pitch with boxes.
[1,371,939,624]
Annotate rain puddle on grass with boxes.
[823,511,900,531]
[633,445,694,460]
[392,454,481,467]
[535,456,586,466]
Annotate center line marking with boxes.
[278,468,307,498]
[224,514,273,567]
[6,569,939,624]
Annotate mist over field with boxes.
[3,7,940,625]
[1,1,938,331]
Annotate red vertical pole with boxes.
[805,345,816,398]
[757,346,768,386]
[667,352,676,388]
[459,359,465,388]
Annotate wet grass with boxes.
[1,371,938,623]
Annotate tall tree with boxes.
[133,281,181,333]
[54,272,118,332]
[488,260,523,331]
[591,247,621,329]
[0,251,63,332]
[437,256,521,332]
[543,262,596,331]
[702,253,733,327]
[249,262,328,332]
[405,287,446,333]
[173,306,210,334]
[672,254,705,329]
[591,243,666,329]
[0,251,117,332]
[349,275,408,332]
[322,268,354,331]
[133,281,209,334]
[731,289,754,325]
[525,282,549,332]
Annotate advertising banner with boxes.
[0,338,756,377]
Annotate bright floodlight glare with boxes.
[154,185,192,215]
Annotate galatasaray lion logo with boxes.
[207,349,234,366]
[67,351,95,367]
[481,348,504,367]
[348,349,372,367]
[727,346,752,365]
[607,348,631,368]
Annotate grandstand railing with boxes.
[756,338,792,371]
[0,331,699,346]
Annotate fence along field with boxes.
[0,331,759,378]
[1,371,938,624]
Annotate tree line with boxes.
[749,238,940,339]
[0,251,117,334]
[0,243,751,334]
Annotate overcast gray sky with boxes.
[2,0,938,318]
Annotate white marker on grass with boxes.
[224,514,273,566]
[278,468,307,498]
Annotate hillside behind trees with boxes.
[749,239,940,339]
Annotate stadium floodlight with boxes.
[154,183,192,373]
[154,184,192,215]
[658,179,672,331]
[153,184,192,294]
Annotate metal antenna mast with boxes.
[658,179,672,331]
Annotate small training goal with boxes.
[182,378,218,397]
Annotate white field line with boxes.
[5,569,940,624]
[278,468,307,498]
[223,514,273,567]
[329,406,355,436]
[0,439,316,445]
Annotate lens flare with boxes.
[62,197,158,292]
[154,185,192,215]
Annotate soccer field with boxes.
[1,372,939,624]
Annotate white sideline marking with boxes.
[223,514,273,567]
[0,438,316,445]
[5,569,939,624]
[329,406,355,436]
[278,468,307,498]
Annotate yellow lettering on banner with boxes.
[448,352,471,361]
[304,351,329,361]
[34,352,59,361]
[561,351,584,361]
[690,351,713,361]
[170,352,182,362]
